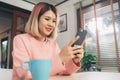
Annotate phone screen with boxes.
[72,28,87,46]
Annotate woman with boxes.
[12,2,84,80]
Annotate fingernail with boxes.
[74,45,77,46]
[76,35,79,38]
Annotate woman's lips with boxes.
[46,27,52,32]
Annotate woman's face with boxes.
[38,10,56,37]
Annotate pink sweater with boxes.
[12,33,80,80]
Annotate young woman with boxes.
[12,2,84,80]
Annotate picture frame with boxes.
[58,13,67,32]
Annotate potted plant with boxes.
[80,50,97,71]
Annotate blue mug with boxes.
[21,59,52,80]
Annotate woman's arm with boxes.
[56,36,84,75]
[12,35,32,80]
[51,39,82,76]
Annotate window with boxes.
[1,37,8,68]
[77,0,120,72]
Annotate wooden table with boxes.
[0,68,120,80]
[0,68,13,80]
[49,72,120,80]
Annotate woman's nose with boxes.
[48,21,54,27]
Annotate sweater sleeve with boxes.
[59,59,81,75]
[12,35,32,80]
[51,42,81,76]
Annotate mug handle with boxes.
[21,61,30,70]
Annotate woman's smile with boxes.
[45,27,52,32]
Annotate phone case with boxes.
[72,28,87,46]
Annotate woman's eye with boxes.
[45,18,50,21]
[53,20,56,23]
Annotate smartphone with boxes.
[72,28,87,47]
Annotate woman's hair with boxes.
[25,2,58,40]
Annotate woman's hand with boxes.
[72,45,84,64]
[59,36,84,62]
[59,36,79,62]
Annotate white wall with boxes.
[0,0,34,11]
[56,0,80,48]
